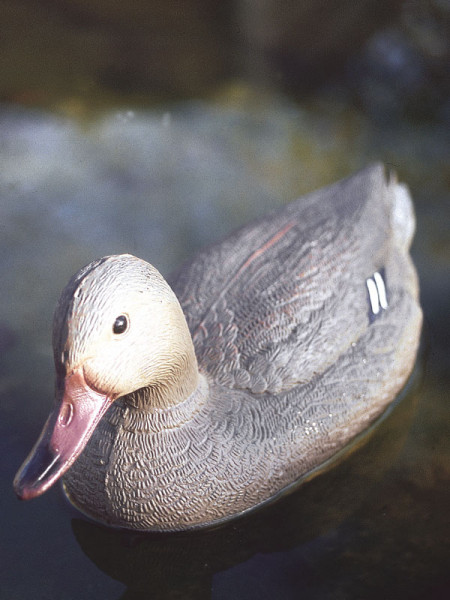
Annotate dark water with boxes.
[1,2,449,598]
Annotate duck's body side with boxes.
[59,163,422,531]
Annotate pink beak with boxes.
[14,367,113,500]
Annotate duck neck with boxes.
[125,335,200,411]
[112,372,208,434]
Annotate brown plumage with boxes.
[14,164,422,531]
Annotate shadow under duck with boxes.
[14,163,422,531]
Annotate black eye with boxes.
[113,315,128,334]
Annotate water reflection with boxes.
[71,373,420,599]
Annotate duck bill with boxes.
[13,367,113,500]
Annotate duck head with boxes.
[14,254,198,500]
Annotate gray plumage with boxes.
[14,164,422,531]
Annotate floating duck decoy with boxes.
[14,164,422,531]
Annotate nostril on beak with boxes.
[59,402,74,427]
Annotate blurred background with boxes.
[1,1,449,599]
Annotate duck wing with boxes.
[169,163,417,394]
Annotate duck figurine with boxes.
[14,164,422,532]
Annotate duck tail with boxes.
[386,169,416,253]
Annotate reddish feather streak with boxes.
[234,221,296,279]
[193,220,296,342]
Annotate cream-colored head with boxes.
[53,254,198,408]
